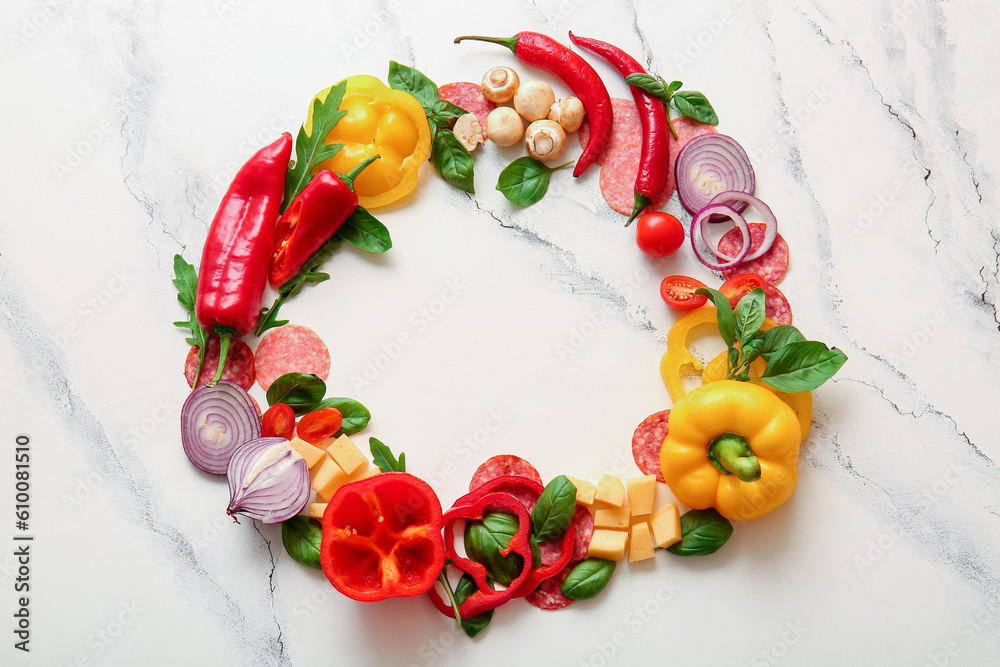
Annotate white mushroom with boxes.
[453,113,484,152]
[513,80,556,122]
[481,66,519,103]
[547,96,585,133]
[486,107,524,147]
[524,120,567,161]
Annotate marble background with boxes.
[1,0,998,665]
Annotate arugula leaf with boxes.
[665,508,733,556]
[336,206,392,253]
[370,437,406,473]
[734,287,766,348]
[561,558,616,600]
[696,287,736,349]
[255,236,342,335]
[672,90,720,125]
[759,341,848,393]
[387,61,440,108]
[171,255,210,385]
[266,373,326,416]
[432,129,475,194]
[531,475,577,541]
[281,516,323,569]
[496,157,574,206]
[315,397,371,435]
[284,82,348,208]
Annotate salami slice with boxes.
[438,82,495,139]
[632,410,670,483]
[763,282,793,325]
[598,145,673,216]
[578,98,642,166]
[469,455,542,491]
[185,335,255,390]
[569,505,594,563]
[718,223,789,283]
[254,324,331,391]
[526,565,573,611]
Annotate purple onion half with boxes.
[227,437,310,524]
[675,134,755,215]
[180,380,262,475]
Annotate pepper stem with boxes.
[437,567,464,629]
[453,35,518,54]
[667,116,679,140]
[338,155,380,192]
[707,433,761,483]
[626,193,652,226]
[207,327,234,387]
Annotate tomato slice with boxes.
[660,275,708,311]
[261,403,295,439]
[721,273,767,309]
[296,407,344,444]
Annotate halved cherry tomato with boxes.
[660,275,708,311]
[296,407,344,444]
[261,403,295,439]
[721,273,767,309]
[635,212,685,258]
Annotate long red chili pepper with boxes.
[454,32,612,177]
[568,32,670,225]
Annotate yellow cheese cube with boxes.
[650,501,682,548]
[349,466,379,482]
[594,506,631,529]
[566,476,597,506]
[628,521,655,562]
[289,437,326,470]
[594,473,626,507]
[588,529,629,561]
[311,456,350,501]
[323,434,368,476]
[308,503,327,519]
[626,475,657,516]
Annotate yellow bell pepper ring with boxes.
[305,75,431,209]
[660,380,802,521]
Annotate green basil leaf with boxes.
[454,573,494,637]
[496,156,573,206]
[623,73,670,102]
[284,82,348,206]
[387,60,440,108]
[369,437,405,473]
[666,508,733,556]
[530,533,542,569]
[315,397,371,435]
[672,90,720,125]
[666,80,683,96]
[465,511,524,587]
[759,341,848,392]
[531,475,577,541]
[432,129,475,193]
[281,516,323,569]
[429,99,467,128]
[757,325,806,360]
[265,373,326,415]
[734,287,766,348]
[695,287,736,348]
[561,558,616,600]
[337,206,392,253]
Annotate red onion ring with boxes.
[690,204,751,270]
[707,191,778,262]
[227,437,310,524]
[675,134,755,215]
[181,380,262,475]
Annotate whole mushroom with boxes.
[513,80,556,122]
[481,66,519,103]
[524,120,567,161]
[486,107,525,147]
[548,97,585,133]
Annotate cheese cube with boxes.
[594,473,626,507]
[626,475,657,516]
[324,434,368,476]
[349,466,380,482]
[308,503,327,519]
[290,437,326,470]
[594,506,631,529]
[628,521,655,562]
[650,501,682,548]
[588,529,629,561]
[311,456,350,501]
[566,475,597,506]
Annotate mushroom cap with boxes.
[513,80,556,122]
[524,119,567,161]
[481,66,520,103]
[486,107,525,147]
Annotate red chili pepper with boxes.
[321,472,445,601]
[569,32,670,225]
[454,32,613,177]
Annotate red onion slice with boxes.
[181,380,262,475]
[227,437,310,524]
[707,191,778,262]
[675,134,755,215]
[690,204,752,270]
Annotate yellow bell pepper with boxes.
[659,307,722,402]
[305,75,431,209]
[660,380,802,521]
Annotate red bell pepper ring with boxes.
[320,472,445,602]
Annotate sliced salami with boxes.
[632,410,670,483]
[763,282,793,325]
[598,144,673,216]
[254,324,330,391]
[185,335,255,390]
[569,505,594,563]
[718,222,789,283]
[438,82,495,139]
[578,98,642,166]
[468,455,542,491]
[526,565,573,611]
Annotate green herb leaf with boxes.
[695,287,736,349]
[529,533,542,569]
[672,91,719,125]
[432,129,475,194]
[453,573,494,637]
[171,255,210,383]
[255,236,342,336]
[734,287,766,348]
[665,508,733,556]
[496,156,573,206]
[284,82,348,207]
[464,511,524,587]
[623,73,672,102]
[337,206,392,253]
[316,397,371,435]
[756,325,806,360]
[387,60,440,109]
[429,99,467,129]
[281,516,323,569]
[561,558,616,600]
[265,373,326,416]
[369,437,406,473]
[666,80,683,96]
[531,475,578,541]
[759,341,848,392]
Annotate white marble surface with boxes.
[2,0,999,665]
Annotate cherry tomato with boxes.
[261,403,295,440]
[660,275,708,311]
[635,212,685,258]
[296,408,344,444]
[721,273,767,309]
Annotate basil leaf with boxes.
[337,206,392,253]
[281,516,323,569]
[695,287,736,348]
[387,60,439,108]
[429,99,467,129]
[561,558,616,600]
[672,90,720,125]
[432,129,475,194]
[369,437,405,473]
[531,475,577,541]
[315,397,371,435]
[734,287,766,348]
[529,533,542,569]
[666,508,733,556]
[666,80,683,96]
[266,373,326,415]
[623,73,671,102]
[496,156,573,206]
[454,573,494,637]
[285,82,348,206]
[759,341,848,392]
[465,511,524,587]
[757,325,806,360]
